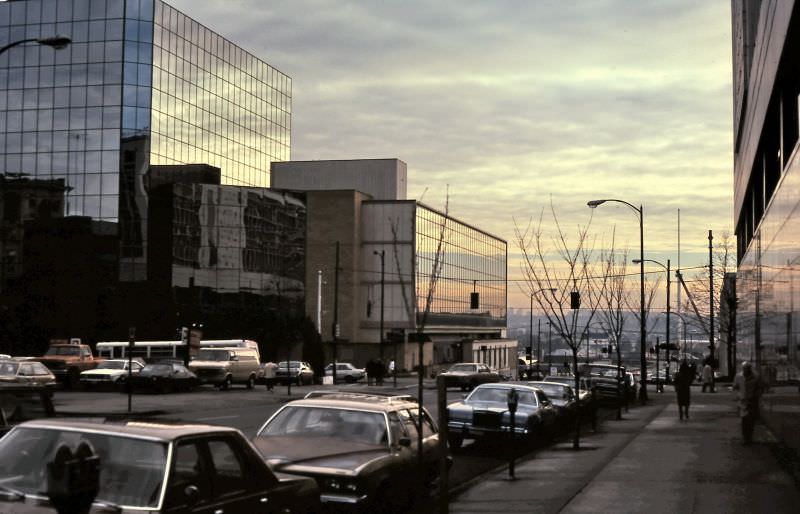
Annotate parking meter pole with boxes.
[507,387,518,480]
[437,375,449,514]
[127,327,135,414]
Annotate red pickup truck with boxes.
[35,344,102,388]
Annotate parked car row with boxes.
[445,378,597,450]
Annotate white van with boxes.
[188,347,260,390]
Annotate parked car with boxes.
[275,361,314,385]
[446,382,558,449]
[0,360,57,387]
[324,362,366,383]
[517,357,543,379]
[34,343,103,388]
[543,375,594,415]
[252,390,445,511]
[578,363,626,405]
[0,419,321,513]
[79,358,144,389]
[0,385,56,437]
[439,362,501,391]
[527,381,579,427]
[129,362,198,393]
[188,347,260,390]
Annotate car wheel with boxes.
[344,375,355,384]
[221,375,232,391]
[447,433,463,450]
[246,375,255,389]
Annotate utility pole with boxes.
[708,230,715,365]
[528,295,533,379]
[666,259,671,382]
[537,318,542,378]
[316,270,322,335]
[332,242,340,384]
[374,250,385,362]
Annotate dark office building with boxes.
[0,0,297,349]
[0,0,291,280]
[732,0,800,382]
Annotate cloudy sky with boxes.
[171,0,734,308]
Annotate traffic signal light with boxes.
[570,291,580,309]
[470,292,480,309]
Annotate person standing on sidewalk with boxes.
[675,359,693,420]
[733,361,764,444]
[263,361,277,392]
[702,361,714,392]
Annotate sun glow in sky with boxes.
[170,0,734,309]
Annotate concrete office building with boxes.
[732,0,800,382]
[0,0,291,281]
[273,159,514,374]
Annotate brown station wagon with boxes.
[252,391,447,512]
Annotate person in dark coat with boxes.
[675,359,693,420]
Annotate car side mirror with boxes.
[184,485,199,505]
[398,437,411,447]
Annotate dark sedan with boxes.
[252,391,445,512]
[446,382,558,449]
[578,363,626,405]
[129,362,198,393]
[527,381,578,427]
[0,419,320,513]
[439,362,501,391]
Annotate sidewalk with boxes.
[449,389,800,514]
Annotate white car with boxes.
[324,362,366,383]
[79,358,145,388]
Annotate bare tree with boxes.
[678,231,736,365]
[390,191,450,466]
[596,227,629,419]
[515,203,609,449]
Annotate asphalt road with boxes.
[51,378,608,511]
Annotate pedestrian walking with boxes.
[702,362,715,393]
[732,361,764,444]
[263,361,278,392]
[375,358,385,385]
[675,359,693,420]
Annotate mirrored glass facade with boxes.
[733,0,800,383]
[415,204,506,326]
[0,0,291,281]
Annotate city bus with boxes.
[96,339,260,362]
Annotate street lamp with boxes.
[0,36,72,55]
[529,288,556,379]
[373,250,385,364]
[633,258,671,385]
[588,198,648,403]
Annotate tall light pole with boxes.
[633,258,670,383]
[588,198,648,403]
[0,36,71,55]
[373,250,385,363]
[528,287,556,378]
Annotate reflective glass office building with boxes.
[732,0,800,382]
[0,0,291,280]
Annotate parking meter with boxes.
[507,387,519,479]
[507,387,519,414]
[47,441,100,514]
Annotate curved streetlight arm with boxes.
[632,258,666,270]
[587,198,642,219]
[0,36,72,56]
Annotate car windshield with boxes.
[0,361,19,375]
[44,346,81,356]
[467,387,537,406]
[277,361,301,368]
[97,361,126,370]
[530,383,567,398]
[196,350,230,361]
[141,364,171,375]
[257,406,388,446]
[583,366,620,377]
[448,364,475,372]
[0,427,168,508]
